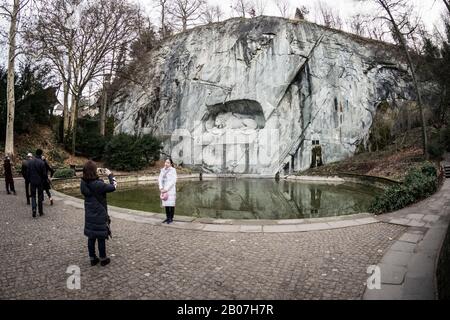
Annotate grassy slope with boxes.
[298,127,440,181]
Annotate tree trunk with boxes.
[63,55,72,142]
[71,96,79,155]
[100,83,107,136]
[161,5,166,38]
[380,0,428,158]
[443,0,450,15]
[404,49,428,157]
[182,17,187,31]
[4,0,20,158]
[62,81,70,141]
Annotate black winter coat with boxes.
[27,157,47,186]
[42,160,55,190]
[80,175,116,239]
[3,160,14,184]
[21,160,29,180]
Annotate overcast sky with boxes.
[1,0,447,65]
[0,0,447,104]
[139,0,446,32]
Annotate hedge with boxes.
[369,162,438,214]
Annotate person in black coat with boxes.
[21,153,33,205]
[42,156,55,205]
[3,155,16,195]
[27,149,47,217]
[80,160,117,267]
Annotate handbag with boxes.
[160,192,169,201]
[160,169,170,201]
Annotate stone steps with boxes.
[444,165,450,178]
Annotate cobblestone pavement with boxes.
[0,180,406,299]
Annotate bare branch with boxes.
[167,0,206,32]
[272,0,291,18]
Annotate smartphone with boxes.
[97,168,105,175]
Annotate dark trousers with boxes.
[44,188,52,199]
[24,179,30,203]
[165,206,175,221]
[88,238,106,259]
[5,179,15,193]
[30,183,44,214]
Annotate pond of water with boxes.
[62,178,382,220]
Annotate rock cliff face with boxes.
[109,16,419,175]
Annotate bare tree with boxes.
[154,0,170,38]
[253,0,268,16]
[231,0,252,18]
[130,17,159,59]
[371,0,428,157]
[348,13,370,37]
[365,15,390,41]
[1,0,30,158]
[273,0,291,18]
[201,4,223,24]
[27,0,142,151]
[167,0,205,32]
[316,1,343,29]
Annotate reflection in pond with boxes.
[63,179,382,220]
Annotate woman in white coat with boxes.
[158,158,177,224]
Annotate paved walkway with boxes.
[0,178,449,299]
[364,178,450,299]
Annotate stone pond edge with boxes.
[49,173,390,233]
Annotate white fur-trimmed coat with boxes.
[158,167,177,207]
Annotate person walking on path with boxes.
[41,156,55,206]
[27,149,47,217]
[21,153,33,204]
[3,155,16,195]
[158,158,177,224]
[80,161,117,267]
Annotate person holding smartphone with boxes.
[80,160,117,266]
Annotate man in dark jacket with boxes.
[3,155,16,195]
[21,153,33,205]
[27,149,47,217]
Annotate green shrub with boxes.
[53,168,75,179]
[49,149,68,164]
[64,118,109,160]
[442,126,450,152]
[427,141,445,159]
[103,133,162,171]
[14,163,22,174]
[103,133,147,171]
[421,161,437,177]
[138,134,162,163]
[77,132,108,160]
[369,164,438,214]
